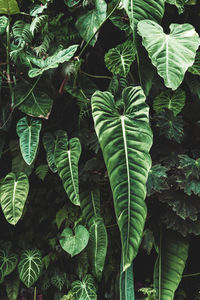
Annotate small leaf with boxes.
[65,0,81,7]
[71,274,97,300]
[0,172,29,225]
[18,249,43,288]
[120,259,134,300]
[16,117,42,165]
[0,16,8,35]
[188,51,200,75]
[0,0,20,15]
[55,205,68,229]
[42,131,61,173]
[146,164,169,196]
[5,275,20,300]
[59,225,89,257]
[80,188,101,227]
[35,164,48,181]
[0,249,18,282]
[30,3,47,16]
[51,271,67,291]
[166,0,190,14]
[141,228,155,255]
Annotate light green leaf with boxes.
[16,117,42,165]
[15,84,53,119]
[188,51,200,75]
[0,172,29,225]
[75,0,107,46]
[104,40,136,77]
[28,45,78,78]
[0,249,18,282]
[80,188,101,227]
[5,276,20,300]
[153,88,186,116]
[138,20,200,90]
[0,0,20,15]
[92,86,153,271]
[0,16,8,35]
[18,249,43,288]
[154,231,189,300]
[55,133,81,206]
[120,259,134,300]
[65,0,81,8]
[71,274,97,300]
[166,0,189,14]
[88,218,108,281]
[59,225,89,257]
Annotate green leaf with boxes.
[185,74,200,99]
[51,271,67,291]
[153,89,186,116]
[141,228,155,255]
[30,3,47,16]
[75,0,107,46]
[120,259,134,300]
[55,133,81,206]
[138,21,200,90]
[55,204,68,229]
[65,0,81,8]
[104,40,136,77]
[0,16,8,35]
[0,172,29,225]
[16,117,42,165]
[0,249,18,282]
[5,276,20,300]
[35,164,48,181]
[28,45,78,78]
[80,188,101,227]
[92,86,153,271]
[147,164,169,196]
[42,131,61,173]
[18,249,43,288]
[71,274,97,300]
[166,0,189,14]
[154,231,189,300]
[178,154,200,179]
[15,84,53,119]
[188,51,200,75]
[59,225,89,257]
[0,0,20,15]
[88,217,108,281]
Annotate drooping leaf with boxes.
[88,217,108,281]
[154,231,189,300]
[0,249,18,282]
[16,117,42,165]
[92,86,153,270]
[104,40,136,77]
[51,271,67,291]
[35,164,48,181]
[141,228,155,255]
[75,0,107,46]
[80,188,101,227]
[59,225,89,257]
[30,3,47,16]
[166,0,190,14]
[28,45,78,78]
[153,89,186,116]
[0,0,20,15]
[0,172,29,225]
[18,249,43,288]
[188,51,200,75]
[0,16,8,35]
[120,259,134,300]
[137,20,200,90]
[71,274,97,300]
[147,164,169,196]
[55,205,68,229]
[54,133,81,206]
[15,83,53,119]
[5,276,20,300]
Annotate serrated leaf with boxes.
[188,51,200,75]
[5,276,20,300]
[154,231,189,300]
[178,154,200,178]
[35,164,48,181]
[88,218,108,281]
[80,188,101,227]
[104,40,136,77]
[75,0,107,46]
[71,274,97,300]
[18,249,43,288]
[0,172,29,225]
[0,0,20,15]
[120,259,134,300]
[147,164,169,196]
[138,20,200,90]
[16,117,42,165]
[55,133,81,206]
[153,89,186,116]
[51,271,67,291]
[0,16,8,35]
[0,249,18,282]
[59,225,89,257]
[28,45,78,78]
[92,86,153,270]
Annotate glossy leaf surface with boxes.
[80,188,101,227]
[71,274,97,300]
[120,259,134,300]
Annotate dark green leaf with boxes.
[71,274,97,300]
[0,249,18,282]
[147,164,169,196]
[188,50,200,75]
[51,271,67,291]
[120,259,134,300]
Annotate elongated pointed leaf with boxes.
[0,249,18,282]
[138,20,200,90]
[154,231,189,300]
[92,86,153,271]
[18,249,43,288]
[55,134,81,206]
[43,132,57,173]
[120,259,134,300]
[80,188,101,227]
[88,217,108,281]
[0,172,29,225]
[71,274,97,300]
[16,117,42,165]
[0,16,8,35]
[0,0,20,15]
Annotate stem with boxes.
[182,272,200,278]
[81,70,112,80]
[158,228,162,300]
[34,287,37,300]
[6,16,15,107]
[78,0,121,58]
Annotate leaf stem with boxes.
[34,287,37,300]
[6,16,15,108]
[81,70,112,80]
[159,228,162,300]
[182,272,200,278]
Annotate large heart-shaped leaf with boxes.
[104,40,136,77]
[0,16,8,35]
[59,225,89,257]
[154,231,189,300]
[0,249,18,282]
[0,0,20,15]
[88,217,108,281]
[15,84,53,119]
[120,259,134,300]
[28,45,78,78]
[138,20,200,90]
[71,274,97,300]
[55,133,81,206]
[92,86,153,271]
[80,188,101,227]
[75,0,107,46]
[0,172,29,225]
[18,249,43,288]
[16,117,42,165]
